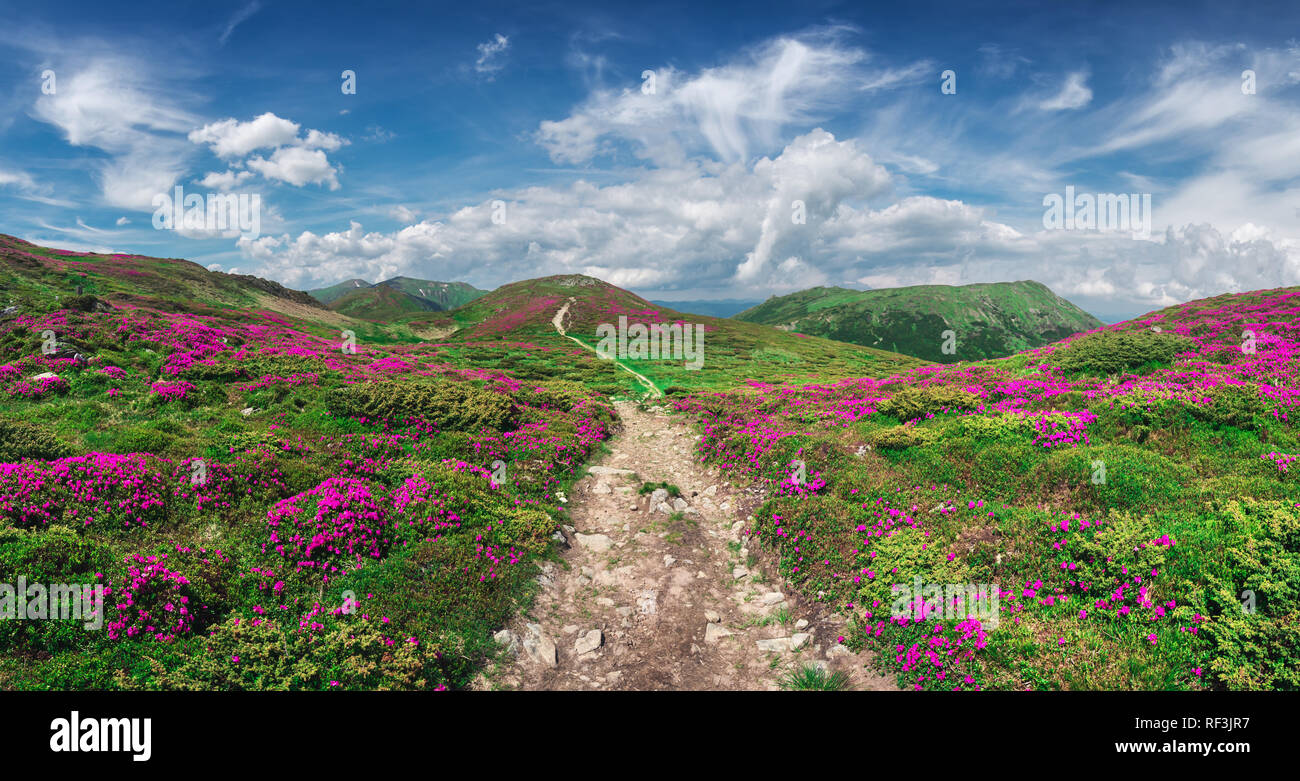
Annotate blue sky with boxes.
[4,0,1300,319]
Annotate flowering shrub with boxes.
[1028,409,1096,448]
[107,545,232,642]
[264,478,390,581]
[149,380,197,402]
[0,453,172,528]
[7,374,69,399]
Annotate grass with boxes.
[638,481,683,497]
[779,664,852,691]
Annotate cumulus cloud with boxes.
[189,113,301,158]
[247,147,341,189]
[389,205,419,222]
[188,112,346,189]
[197,169,254,190]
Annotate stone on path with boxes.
[575,629,603,655]
[522,624,557,667]
[493,629,519,655]
[575,533,614,553]
[704,623,733,643]
[588,466,635,476]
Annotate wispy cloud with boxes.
[474,33,510,79]
[31,57,200,210]
[219,2,262,46]
[1039,71,1092,110]
[537,32,927,166]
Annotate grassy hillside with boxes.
[0,238,631,691]
[735,280,1102,363]
[677,287,1300,690]
[436,274,925,395]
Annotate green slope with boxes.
[436,274,926,395]
[734,280,1102,363]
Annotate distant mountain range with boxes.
[734,280,1102,363]
[648,299,762,318]
[306,277,487,320]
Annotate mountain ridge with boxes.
[734,279,1102,363]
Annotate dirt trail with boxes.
[551,297,663,398]
[482,401,897,691]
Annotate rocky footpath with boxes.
[480,401,896,691]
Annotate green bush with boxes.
[0,525,115,581]
[327,379,519,432]
[127,613,438,691]
[0,418,74,462]
[1051,330,1195,376]
[517,379,598,413]
[959,413,1034,440]
[111,425,178,455]
[1190,383,1267,430]
[1201,500,1300,690]
[876,386,982,421]
[868,425,938,450]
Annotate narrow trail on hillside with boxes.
[481,401,897,691]
[551,297,663,399]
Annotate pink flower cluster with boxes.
[1261,451,1297,472]
[1028,409,1096,448]
[264,477,391,581]
[106,545,230,642]
[150,379,197,401]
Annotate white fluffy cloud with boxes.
[188,113,301,158]
[197,169,254,190]
[188,112,346,189]
[247,147,341,189]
